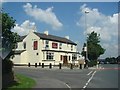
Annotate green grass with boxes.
[7,73,36,90]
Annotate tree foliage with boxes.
[1,11,20,88]
[81,31,105,61]
[1,11,19,73]
[105,56,119,64]
[1,12,20,59]
[2,12,19,48]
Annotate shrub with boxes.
[2,59,13,74]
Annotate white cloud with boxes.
[23,3,63,30]
[77,4,118,58]
[12,20,37,36]
[77,4,118,42]
[100,43,118,58]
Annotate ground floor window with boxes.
[72,54,77,60]
[46,52,54,60]
[69,56,71,61]
[60,55,63,61]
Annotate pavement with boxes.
[13,64,119,89]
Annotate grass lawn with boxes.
[6,73,36,90]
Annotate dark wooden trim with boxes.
[41,38,77,45]
[42,50,78,54]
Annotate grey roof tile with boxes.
[19,32,77,45]
[34,32,77,45]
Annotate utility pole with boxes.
[84,10,89,68]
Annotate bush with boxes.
[2,59,13,74]
[2,59,14,88]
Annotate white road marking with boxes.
[64,83,71,89]
[87,71,93,75]
[83,70,96,89]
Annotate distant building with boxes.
[11,30,83,65]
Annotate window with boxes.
[45,40,49,48]
[52,42,58,49]
[60,55,63,61]
[46,40,49,44]
[72,54,77,60]
[46,52,54,60]
[23,42,26,49]
[43,52,45,60]
[33,41,38,50]
[59,43,62,49]
[71,45,73,51]
[69,56,71,61]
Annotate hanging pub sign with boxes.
[52,42,58,49]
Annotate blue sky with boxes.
[3,2,118,59]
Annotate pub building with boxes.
[11,30,83,66]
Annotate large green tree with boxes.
[81,31,105,61]
[1,11,19,88]
[2,12,19,59]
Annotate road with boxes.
[14,64,119,89]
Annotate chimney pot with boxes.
[65,36,69,39]
[44,31,48,35]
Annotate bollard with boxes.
[70,64,73,69]
[49,63,52,69]
[35,63,37,68]
[80,64,82,69]
[84,64,86,68]
[28,63,30,67]
[39,63,41,66]
[59,63,62,69]
[42,63,44,68]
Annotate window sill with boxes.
[42,60,55,61]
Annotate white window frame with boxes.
[59,43,62,49]
[46,52,54,60]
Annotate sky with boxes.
[2,2,119,59]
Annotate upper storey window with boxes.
[45,40,49,49]
[33,41,38,50]
[59,43,62,49]
[23,42,26,49]
[52,42,58,49]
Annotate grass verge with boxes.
[6,73,36,90]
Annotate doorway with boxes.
[63,56,68,65]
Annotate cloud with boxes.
[77,4,118,58]
[23,3,63,30]
[101,43,118,58]
[77,4,118,42]
[11,20,37,36]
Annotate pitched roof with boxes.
[19,35,27,42]
[34,32,77,45]
[19,32,77,45]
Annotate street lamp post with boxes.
[84,10,89,68]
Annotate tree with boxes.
[1,11,19,88]
[105,56,119,64]
[116,55,120,63]
[81,31,105,66]
[2,12,20,59]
